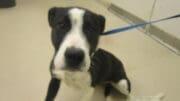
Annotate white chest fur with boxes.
[63,71,92,89]
[54,71,94,101]
[54,70,92,90]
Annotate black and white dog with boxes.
[45,7,131,101]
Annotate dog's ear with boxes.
[98,15,105,34]
[48,7,57,27]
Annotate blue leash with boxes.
[103,14,180,35]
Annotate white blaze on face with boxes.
[54,8,90,71]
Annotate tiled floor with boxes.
[0,0,180,101]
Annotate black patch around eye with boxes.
[57,22,67,29]
[83,12,101,35]
[55,17,71,30]
[84,22,97,34]
[51,15,71,51]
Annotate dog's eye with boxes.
[57,22,68,29]
[84,24,97,34]
[86,26,95,33]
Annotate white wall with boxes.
[111,0,155,21]
[152,0,180,39]
[111,0,180,39]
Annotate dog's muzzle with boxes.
[65,47,84,69]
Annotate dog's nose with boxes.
[65,47,84,67]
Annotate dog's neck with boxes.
[54,70,92,89]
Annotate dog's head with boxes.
[48,7,105,73]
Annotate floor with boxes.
[0,0,180,101]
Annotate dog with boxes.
[45,7,131,101]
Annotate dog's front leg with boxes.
[81,87,95,101]
[45,78,61,101]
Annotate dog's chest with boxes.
[62,71,92,89]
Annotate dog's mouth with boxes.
[52,66,85,79]
[65,61,88,70]
[52,64,85,74]
[52,59,90,79]
[61,67,83,71]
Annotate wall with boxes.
[111,0,155,21]
[110,0,180,52]
[152,0,180,39]
[111,0,180,38]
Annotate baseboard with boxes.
[108,4,147,32]
[148,25,180,54]
[107,4,180,55]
